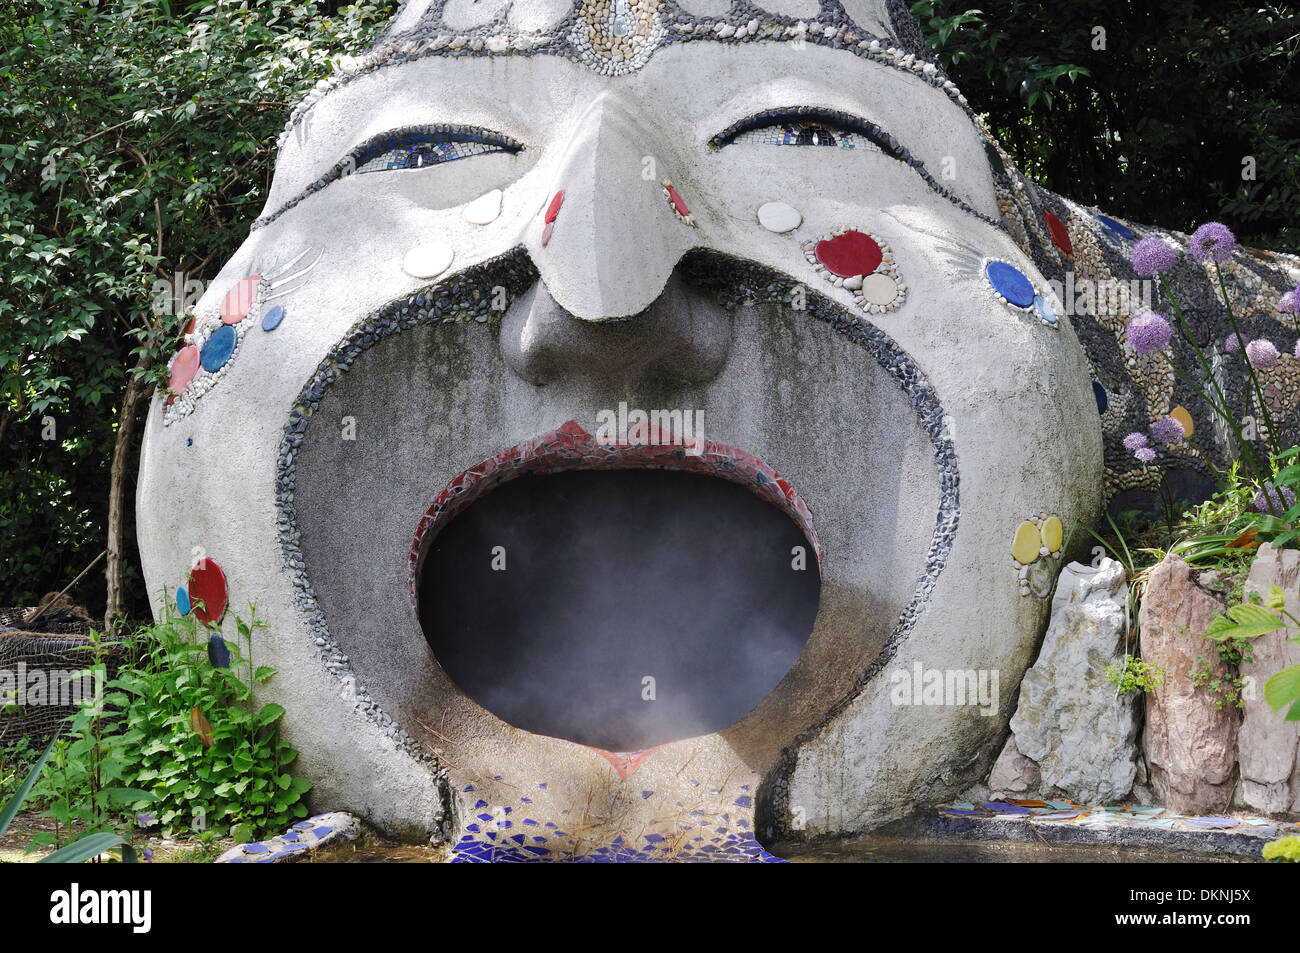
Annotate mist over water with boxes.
[418,469,821,751]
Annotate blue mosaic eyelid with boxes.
[709,107,905,162]
[351,124,524,174]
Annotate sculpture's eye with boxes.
[352,126,523,175]
[730,120,879,152]
[711,109,904,162]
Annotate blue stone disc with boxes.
[1092,381,1108,414]
[200,324,237,372]
[1032,293,1058,327]
[176,586,191,616]
[985,261,1035,308]
[261,305,285,332]
[1095,214,1133,241]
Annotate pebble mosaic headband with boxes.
[279,0,966,148]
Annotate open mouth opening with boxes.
[411,422,822,752]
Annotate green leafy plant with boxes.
[111,603,310,839]
[1104,654,1166,695]
[1198,584,1300,718]
[1,738,136,863]
[0,735,39,801]
[28,630,155,852]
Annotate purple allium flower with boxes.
[1131,236,1178,277]
[1189,221,1236,263]
[1123,432,1149,452]
[1151,416,1186,443]
[1126,311,1173,355]
[1226,333,1242,353]
[1135,447,1157,463]
[1246,338,1279,369]
[1254,482,1297,515]
[143,848,154,863]
[1281,290,1298,315]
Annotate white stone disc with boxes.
[860,272,899,306]
[464,189,503,225]
[757,201,802,234]
[403,242,454,279]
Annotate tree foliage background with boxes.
[913,1,1300,251]
[1,0,1297,618]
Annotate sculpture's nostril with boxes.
[500,275,733,388]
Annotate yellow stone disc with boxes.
[1041,516,1063,553]
[1170,405,1194,439]
[1012,520,1042,563]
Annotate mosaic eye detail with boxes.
[710,109,903,161]
[352,126,523,175]
[730,121,883,153]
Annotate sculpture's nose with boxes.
[501,90,730,387]
[523,90,700,321]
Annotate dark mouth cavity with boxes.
[417,466,822,752]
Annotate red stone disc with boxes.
[221,275,262,325]
[169,345,201,393]
[814,230,883,278]
[545,190,564,224]
[188,558,228,626]
[1045,211,1073,256]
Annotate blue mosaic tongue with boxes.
[985,260,1035,308]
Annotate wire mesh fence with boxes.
[0,608,131,748]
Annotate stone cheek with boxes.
[1240,543,1300,814]
[1140,554,1238,814]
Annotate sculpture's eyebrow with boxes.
[252,124,524,230]
[709,106,1001,229]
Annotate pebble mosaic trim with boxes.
[275,245,958,788]
[408,421,823,609]
[802,227,907,315]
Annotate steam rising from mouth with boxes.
[417,467,821,751]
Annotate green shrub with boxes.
[110,605,310,840]
[1264,835,1300,862]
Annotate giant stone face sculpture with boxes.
[137,0,1300,857]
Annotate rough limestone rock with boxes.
[1240,544,1300,814]
[988,736,1040,794]
[1141,554,1238,813]
[1008,558,1138,803]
